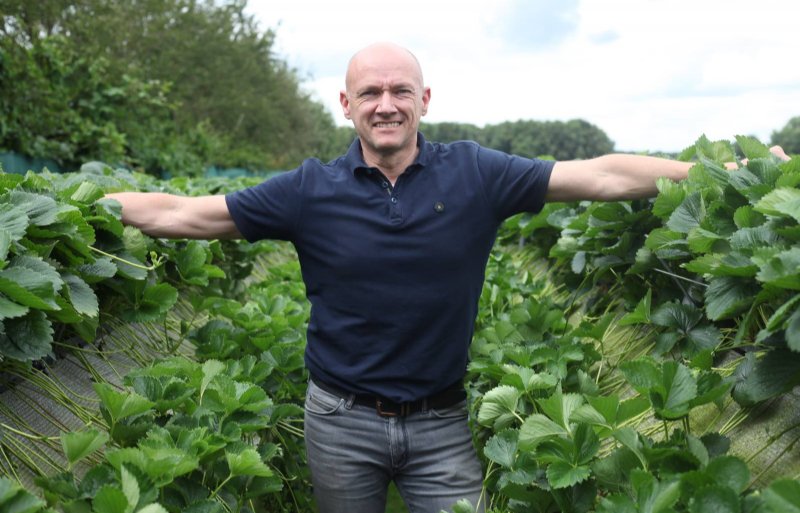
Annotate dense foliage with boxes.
[0,0,353,175]
[1,135,799,512]
[420,118,615,160]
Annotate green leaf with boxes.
[537,390,584,431]
[518,414,567,451]
[477,385,521,430]
[62,274,99,318]
[684,252,757,278]
[707,456,749,493]
[108,252,147,281]
[0,310,53,361]
[620,359,661,394]
[200,360,226,400]
[732,205,766,229]
[596,494,637,513]
[450,499,476,513]
[705,277,758,320]
[631,470,681,513]
[613,428,647,469]
[667,192,705,234]
[93,383,155,424]
[137,505,169,513]
[70,182,105,204]
[93,484,128,513]
[735,135,771,160]
[687,227,724,254]
[123,227,148,262]
[122,284,178,322]
[654,361,698,419]
[176,241,209,284]
[226,448,272,478]
[0,230,10,263]
[619,290,651,326]
[0,295,28,320]
[62,429,109,468]
[0,260,61,311]
[0,203,29,243]
[688,485,740,513]
[5,191,58,227]
[653,178,687,219]
[732,349,800,406]
[0,476,48,513]
[787,309,800,352]
[754,187,800,222]
[573,423,600,463]
[78,258,118,283]
[765,294,800,332]
[120,466,139,513]
[753,247,800,290]
[547,461,591,489]
[484,429,518,469]
[763,479,800,513]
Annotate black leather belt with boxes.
[310,376,466,417]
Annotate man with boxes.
[108,42,789,513]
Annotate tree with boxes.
[771,116,800,155]
[0,0,343,173]
[478,119,614,160]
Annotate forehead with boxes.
[346,47,423,91]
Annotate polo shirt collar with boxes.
[345,132,432,175]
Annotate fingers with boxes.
[769,145,790,161]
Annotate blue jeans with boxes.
[304,379,486,513]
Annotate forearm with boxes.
[105,192,241,239]
[592,154,692,200]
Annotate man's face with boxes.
[340,46,431,160]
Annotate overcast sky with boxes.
[246,0,798,153]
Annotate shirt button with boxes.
[434,202,445,213]
[381,181,389,188]
[391,197,398,204]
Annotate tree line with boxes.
[2,1,796,177]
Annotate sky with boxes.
[245,0,798,153]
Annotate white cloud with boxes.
[246,0,798,152]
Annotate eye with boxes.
[358,89,379,99]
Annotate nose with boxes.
[375,91,397,114]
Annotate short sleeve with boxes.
[225,168,303,242]
[476,146,554,221]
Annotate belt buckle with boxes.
[376,399,410,417]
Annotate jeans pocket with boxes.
[305,380,345,416]
[429,399,469,419]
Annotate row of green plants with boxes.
[0,163,264,364]
[465,248,799,512]
[458,135,800,511]
[0,163,314,511]
[2,135,799,512]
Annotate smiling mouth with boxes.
[374,122,401,128]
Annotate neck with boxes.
[361,144,419,185]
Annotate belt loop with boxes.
[345,393,355,410]
[422,398,429,413]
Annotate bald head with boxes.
[345,42,425,93]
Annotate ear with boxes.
[340,90,352,120]
[420,86,431,116]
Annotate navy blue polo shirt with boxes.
[226,133,553,402]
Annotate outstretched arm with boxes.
[546,146,790,203]
[105,192,242,240]
[546,154,691,202]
